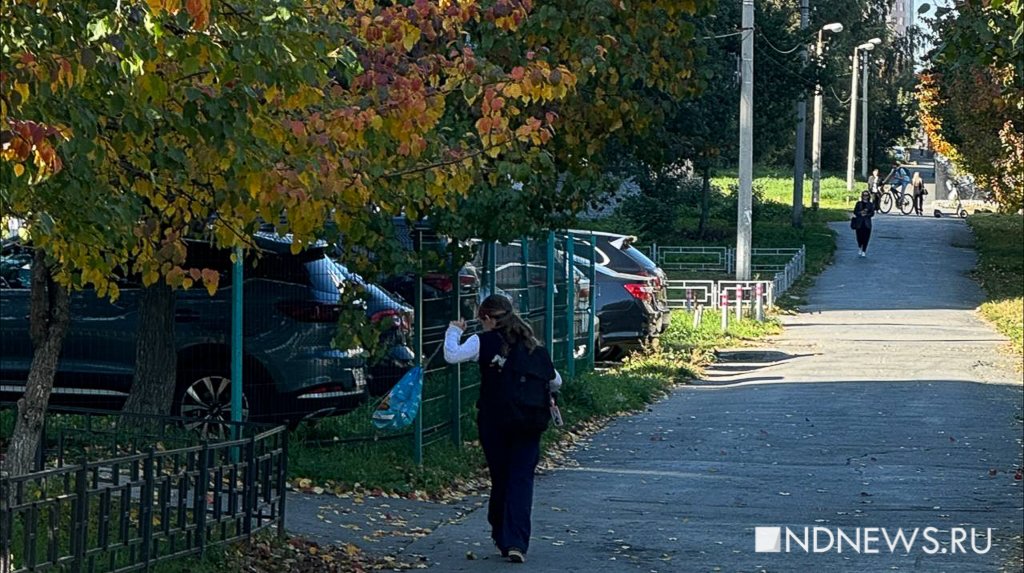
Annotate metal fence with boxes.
[660,246,806,314]
[647,245,733,274]
[0,408,287,573]
[0,226,600,467]
[292,230,599,464]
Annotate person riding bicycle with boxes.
[882,162,910,197]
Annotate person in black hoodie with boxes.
[852,190,875,257]
[444,294,562,564]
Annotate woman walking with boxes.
[444,294,561,564]
[852,190,875,257]
[911,172,926,215]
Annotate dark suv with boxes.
[0,233,375,425]
[471,240,594,350]
[570,231,670,360]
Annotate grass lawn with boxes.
[967,214,1023,358]
[618,167,851,308]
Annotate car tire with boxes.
[173,365,257,438]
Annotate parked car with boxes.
[0,232,373,426]
[471,240,596,359]
[569,231,670,360]
[378,217,480,326]
[333,262,415,396]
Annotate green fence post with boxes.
[587,234,597,369]
[449,261,461,449]
[564,233,575,380]
[231,247,243,441]
[413,231,424,466]
[545,231,555,350]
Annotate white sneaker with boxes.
[860,251,866,258]
[857,250,864,257]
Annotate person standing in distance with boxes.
[911,171,927,215]
[444,294,562,564]
[867,168,882,211]
[852,190,876,257]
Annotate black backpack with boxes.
[497,341,556,434]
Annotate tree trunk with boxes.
[0,249,71,478]
[121,282,177,416]
[698,163,711,240]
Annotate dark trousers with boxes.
[478,416,541,553]
[913,193,924,214]
[856,227,872,251]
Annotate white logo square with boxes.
[755,527,783,553]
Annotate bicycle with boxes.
[878,181,914,215]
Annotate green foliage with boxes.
[967,214,1023,357]
[920,0,1024,212]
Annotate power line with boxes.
[830,86,851,105]
[755,45,816,90]
[756,29,803,55]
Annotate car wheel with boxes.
[173,368,250,439]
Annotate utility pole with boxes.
[737,0,754,281]
[791,0,809,228]
[845,47,861,191]
[861,53,870,179]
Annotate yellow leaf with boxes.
[344,543,361,556]
[13,164,25,177]
[247,176,260,197]
[402,24,421,52]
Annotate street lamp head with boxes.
[823,23,844,33]
[858,43,876,51]
[868,37,882,45]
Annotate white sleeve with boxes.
[444,326,480,364]
[549,370,563,393]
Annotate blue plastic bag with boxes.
[371,366,423,430]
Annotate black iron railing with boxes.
[0,408,287,573]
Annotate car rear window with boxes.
[594,237,646,273]
[621,246,659,272]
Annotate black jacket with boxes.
[853,201,875,230]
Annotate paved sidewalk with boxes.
[397,215,1023,572]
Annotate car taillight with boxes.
[424,273,453,292]
[371,309,411,332]
[459,274,478,289]
[623,283,654,301]
[276,301,341,323]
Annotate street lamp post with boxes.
[861,52,870,179]
[846,38,881,191]
[810,23,844,210]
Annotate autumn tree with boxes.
[423,0,717,241]
[0,0,572,477]
[920,0,1024,211]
